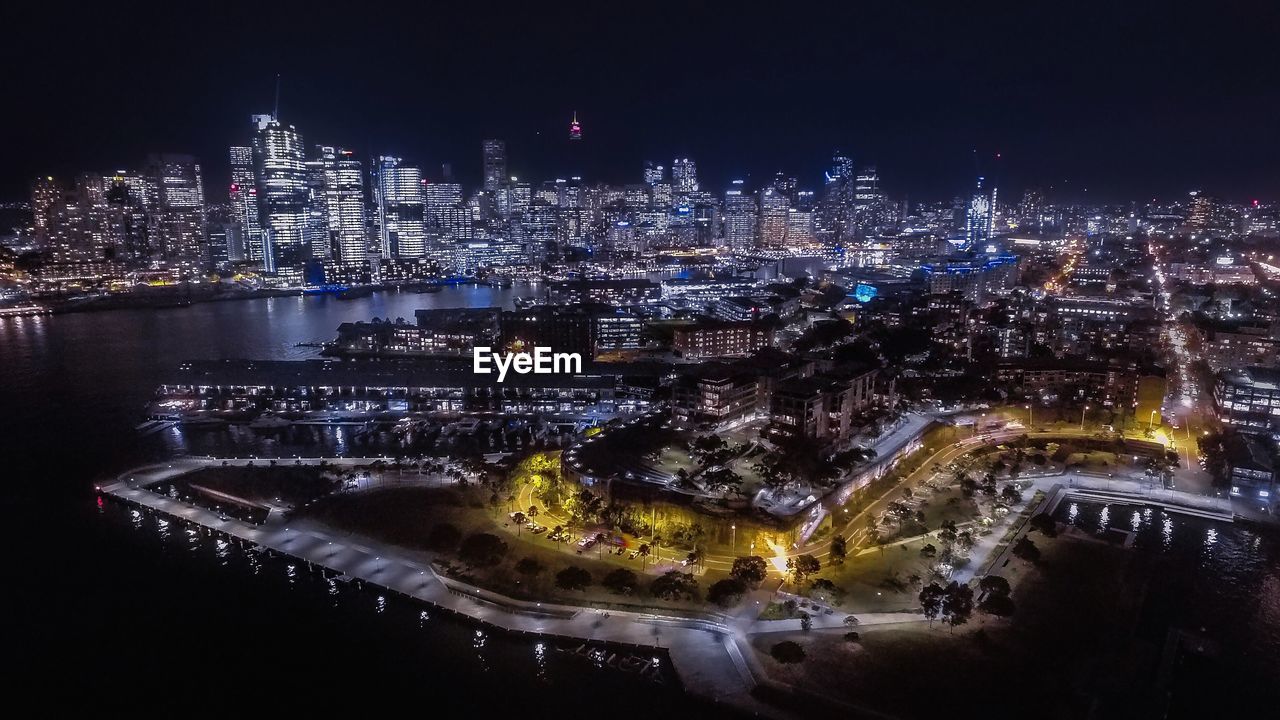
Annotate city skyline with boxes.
[4,3,1280,202]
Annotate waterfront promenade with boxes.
[100,458,785,717]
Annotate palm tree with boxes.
[595,532,607,559]
[638,543,651,569]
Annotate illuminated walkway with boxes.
[100,458,780,718]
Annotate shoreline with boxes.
[98,457,779,718]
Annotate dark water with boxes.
[1055,500,1280,715]
[0,287,728,715]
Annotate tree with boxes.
[843,631,861,643]
[1012,536,1041,563]
[1000,484,1022,505]
[980,593,1016,617]
[458,533,508,567]
[731,555,769,587]
[843,615,860,627]
[426,523,462,552]
[555,566,592,592]
[706,578,748,608]
[920,543,938,559]
[514,557,544,578]
[770,640,805,664]
[941,581,974,633]
[701,466,743,495]
[527,505,539,518]
[786,554,821,587]
[978,575,1011,598]
[637,543,651,568]
[810,578,846,606]
[919,582,946,627]
[938,520,958,546]
[650,570,699,601]
[799,611,812,632]
[1029,512,1058,537]
[601,568,639,595]
[829,534,847,566]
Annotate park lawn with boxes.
[915,483,980,530]
[752,526,1149,718]
[1065,450,1120,471]
[817,539,935,612]
[300,485,722,613]
[177,464,339,506]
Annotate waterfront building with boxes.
[154,358,644,416]
[251,114,308,274]
[228,145,262,262]
[1215,366,1280,436]
[306,147,368,264]
[372,156,426,258]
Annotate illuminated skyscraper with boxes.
[372,156,426,258]
[228,146,262,263]
[306,146,368,264]
[251,114,308,273]
[643,161,664,186]
[722,180,757,250]
[482,139,507,193]
[31,176,60,241]
[146,153,206,263]
[569,112,582,141]
[964,176,995,248]
[672,158,698,193]
[758,186,790,248]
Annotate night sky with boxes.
[4,2,1279,203]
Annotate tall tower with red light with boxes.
[569,111,582,141]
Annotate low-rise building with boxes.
[1224,432,1276,506]
[672,319,775,359]
[1215,366,1280,435]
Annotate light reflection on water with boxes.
[1054,499,1280,692]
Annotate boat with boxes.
[249,412,292,431]
[413,284,443,294]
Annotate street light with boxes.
[1025,404,1033,428]
[1149,409,1158,431]
[1080,405,1089,432]
[731,524,737,554]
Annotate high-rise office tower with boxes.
[372,156,426,258]
[854,167,880,206]
[482,139,507,194]
[569,112,582,141]
[308,146,368,263]
[643,161,664,186]
[425,182,464,228]
[228,146,262,263]
[146,154,206,263]
[965,176,995,248]
[758,186,790,248]
[1187,190,1219,231]
[722,180,757,250]
[672,158,698,193]
[251,114,308,273]
[31,176,60,241]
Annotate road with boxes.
[513,425,1132,574]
